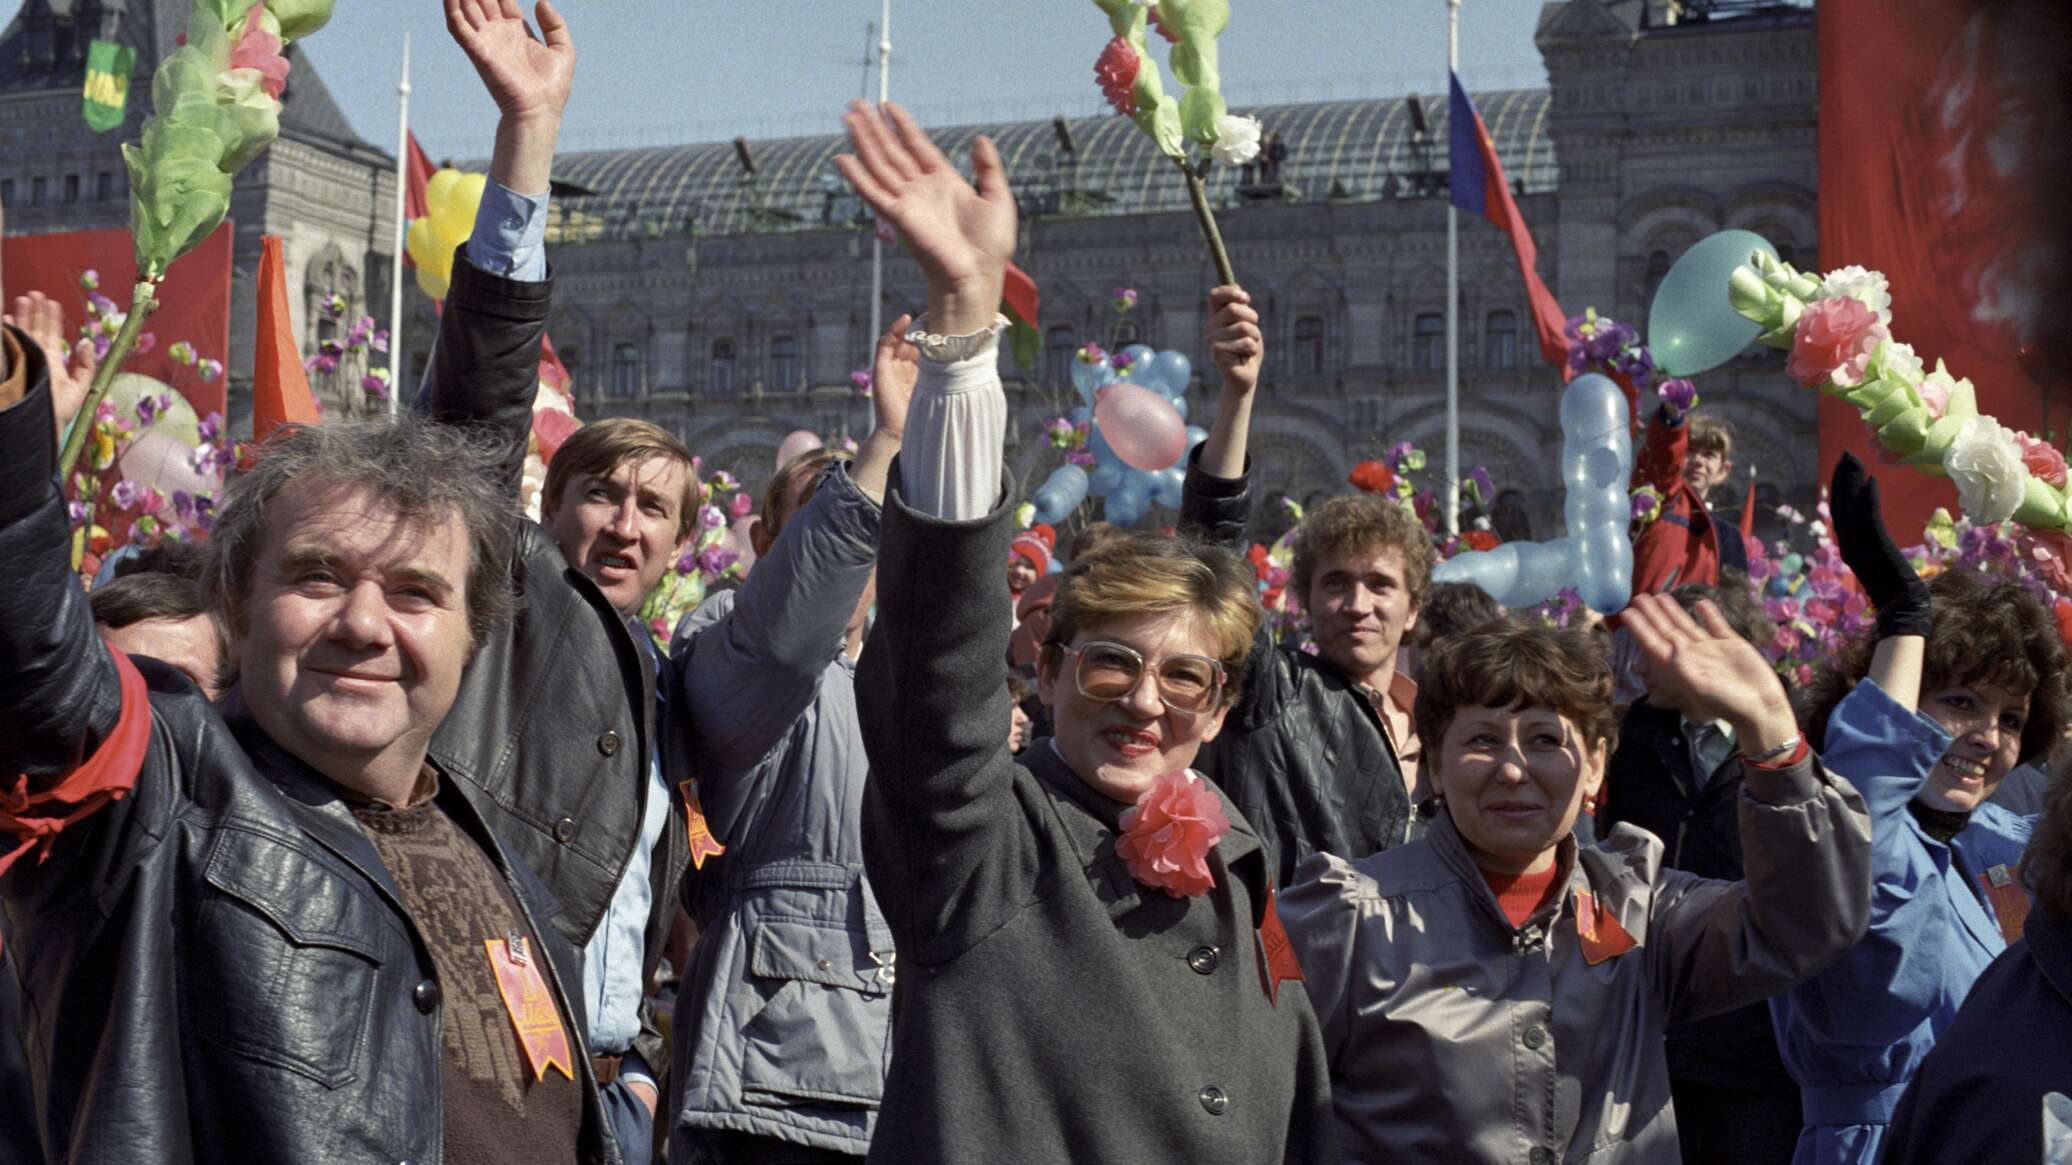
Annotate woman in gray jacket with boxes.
[1281,597,1874,1163]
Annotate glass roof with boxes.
[543,90,1555,245]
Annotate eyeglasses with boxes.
[1062,641,1226,716]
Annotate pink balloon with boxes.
[1095,383,1187,471]
[119,430,220,500]
[774,429,823,471]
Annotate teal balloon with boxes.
[1647,230,1778,377]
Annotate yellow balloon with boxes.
[429,170,487,246]
[423,169,466,227]
[406,217,451,301]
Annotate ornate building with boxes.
[5,0,1816,541]
[1,0,397,424]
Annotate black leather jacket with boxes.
[418,252,691,1076]
[1178,449,1412,888]
[0,341,616,1164]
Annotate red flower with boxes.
[1784,297,1882,388]
[1094,36,1140,116]
[1116,771,1230,898]
[1246,543,1272,580]
[2015,432,2069,489]
[1464,530,1500,552]
[230,3,292,100]
[2056,599,2072,654]
[1347,460,1395,494]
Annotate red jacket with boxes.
[1630,408,1722,595]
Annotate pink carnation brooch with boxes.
[1116,771,1230,898]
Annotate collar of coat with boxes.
[1022,740,1274,928]
[1424,806,1645,962]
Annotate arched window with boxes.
[1412,312,1444,372]
[1045,325,1078,386]
[770,334,800,389]
[1114,322,1141,348]
[710,339,736,396]
[611,343,643,398]
[1492,488,1534,543]
[1294,316,1326,376]
[1644,249,1672,310]
[1484,310,1518,371]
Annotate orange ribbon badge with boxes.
[484,934,574,1082]
[680,780,726,871]
[1574,890,1638,965]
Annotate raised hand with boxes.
[836,102,1015,336]
[1206,285,1262,399]
[5,292,97,441]
[1626,592,1799,752]
[445,0,574,126]
[1829,452,1930,639]
[871,312,918,439]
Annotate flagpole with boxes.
[1444,0,1461,536]
[387,32,411,420]
[868,0,891,435]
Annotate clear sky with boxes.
[305,0,1556,159]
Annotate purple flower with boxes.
[370,329,390,354]
[135,394,163,426]
[361,373,391,401]
[696,545,740,577]
[1112,349,1136,371]
[850,369,873,396]
[110,479,141,510]
[698,504,726,530]
[198,359,224,383]
[1065,451,1096,468]
[1657,378,1698,415]
[79,269,100,291]
[88,292,118,318]
[1467,466,1495,506]
[710,469,739,491]
[67,500,89,526]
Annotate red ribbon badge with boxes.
[1573,889,1638,965]
[680,780,726,871]
[484,936,574,1082]
[1256,888,1306,1004]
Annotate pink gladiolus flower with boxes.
[1094,37,1140,117]
[1115,771,1231,898]
[1785,297,1884,388]
[728,491,753,520]
[231,4,292,100]
[1918,377,1950,419]
[2015,432,2069,488]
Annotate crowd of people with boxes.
[5,2,2072,1164]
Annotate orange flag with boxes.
[252,235,320,443]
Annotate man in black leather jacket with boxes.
[1177,287,1422,887]
[417,5,691,1158]
[0,321,616,1160]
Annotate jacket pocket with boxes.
[190,830,388,1089]
[737,918,891,1109]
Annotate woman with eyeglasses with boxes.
[835,101,1334,1163]
[1278,595,1875,1163]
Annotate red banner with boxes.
[1818,0,2057,539]
[1,223,234,421]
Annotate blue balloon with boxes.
[1105,478,1152,526]
[1151,466,1185,510]
[1647,230,1779,377]
[1071,358,1114,407]
[1030,463,1089,525]
[1148,350,1192,397]
[1185,424,1208,449]
[1432,374,1634,613]
[1088,425,1117,466]
[1116,344,1156,380]
[1068,405,1091,425]
[1169,394,1189,421]
[1087,460,1125,496]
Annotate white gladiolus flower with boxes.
[1943,418,2031,525]
[1817,265,1894,327]
[1875,339,1925,388]
[1211,114,1263,166]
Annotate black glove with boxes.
[1829,452,1931,639]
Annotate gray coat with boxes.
[855,479,1337,1164]
[666,462,894,1158]
[1280,759,1873,1164]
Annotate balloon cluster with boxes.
[405,169,490,302]
[1028,344,1205,527]
[1432,374,1635,613]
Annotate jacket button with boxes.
[1529,1148,1553,1165]
[816,958,832,972]
[1199,1086,1228,1115]
[553,816,577,843]
[1188,946,1220,975]
[413,979,441,1014]
[597,731,622,757]
[1523,1025,1547,1050]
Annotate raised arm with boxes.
[416,0,571,487]
[1623,592,1873,1022]
[1178,285,1261,550]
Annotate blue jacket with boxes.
[1770,680,2033,1165]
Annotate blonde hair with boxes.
[1040,534,1261,704]
[542,418,700,541]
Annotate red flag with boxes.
[252,235,321,442]
[1448,74,1569,377]
[538,332,572,396]
[401,131,437,267]
[1740,474,1759,539]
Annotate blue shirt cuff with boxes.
[618,1049,656,1091]
[464,177,549,281]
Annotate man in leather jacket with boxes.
[0,322,616,1160]
[1177,287,1424,886]
[418,5,693,1159]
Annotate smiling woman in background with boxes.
[1280,594,1874,1164]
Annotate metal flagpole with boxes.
[1443,0,1461,535]
[387,32,411,420]
[866,0,890,435]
